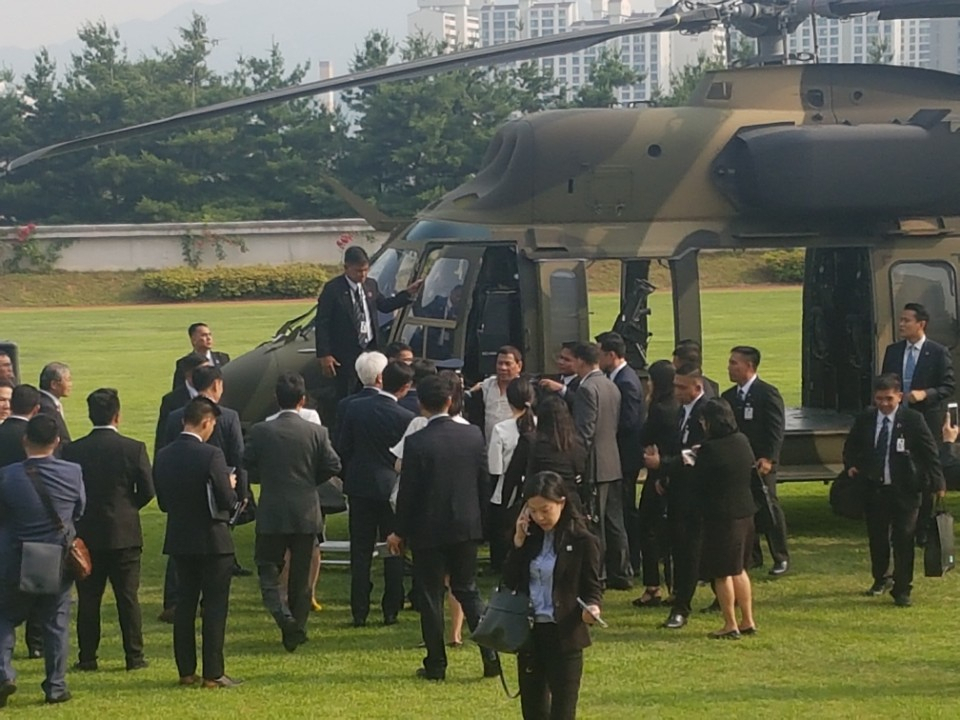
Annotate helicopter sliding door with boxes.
[535,260,589,375]
[802,248,874,413]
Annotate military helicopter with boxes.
[8,0,960,480]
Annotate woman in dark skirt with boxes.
[633,360,678,608]
[695,397,758,639]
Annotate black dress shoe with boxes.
[157,607,176,624]
[893,594,913,607]
[74,659,98,672]
[126,659,149,671]
[605,579,634,591]
[769,561,789,577]
[282,628,308,652]
[865,579,892,596]
[416,668,444,681]
[383,615,399,626]
[27,648,42,660]
[45,691,72,704]
[482,658,503,678]
[232,564,253,578]
[0,681,16,708]
[699,599,721,614]
[351,618,367,628]
[662,613,687,629]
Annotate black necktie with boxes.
[353,286,368,345]
[678,407,688,436]
[875,416,890,477]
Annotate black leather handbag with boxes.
[829,470,866,521]
[924,498,956,578]
[472,586,532,654]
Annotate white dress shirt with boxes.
[265,408,322,425]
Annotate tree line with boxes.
[1,13,706,225]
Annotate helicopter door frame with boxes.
[534,259,589,376]
[669,250,703,348]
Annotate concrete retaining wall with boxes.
[2,220,389,271]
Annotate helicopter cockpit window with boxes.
[890,261,959,349]
[368,249,419,331]
[403,253,471,360]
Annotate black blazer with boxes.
[0,417,28,469]
[611,364,646,476]
[526,436,587,488]
[154,384,190,455]
[881,338,955,431]
[940,442,960,492]
[639,398,679,486]
[338,394,415,501]
[395,417,488,550]
[843,405,944,507]
[695,432,757,521]
[315,274,411,363]
[398,389,420,415]
[38,392,71,452]
[164,401,248,499]
[501,524,602,653]
[721,377,785,467]
[62,428,155,550]
[500,432,532,508]
[171,350,230,391]
[333,386,380,449]
[154,434,236,555]
[661,395,708,512]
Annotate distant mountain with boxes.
[1,0,411,82]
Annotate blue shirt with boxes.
[529,530,557,623]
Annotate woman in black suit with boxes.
[633,360,678,608]
[696,397,758,639]
[526,396,587,492]
[502,471,603,720]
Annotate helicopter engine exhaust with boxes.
[711,117,960,218]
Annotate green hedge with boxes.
[759,249,805,284]
[143,264,329,301]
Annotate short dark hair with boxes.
[382,360,415,395]
[596,332,627,359]
[672,341,702,368]
[560,341,578,352]
[275,372,306,410]
[418,374,457,413]
[0,379,13,391]
[411,358,438,384]
[700,397,739,439]
[181,352,209,382]
[385,341,413,360]
[26,414,59,446]
[440,370,464,416]
[731,345,761,369]
[498,345,523,365]
[183,396,221,426]
[675,363,703,380]
[39,362,69,391]
[188,323,209,338]
[87,388,120,426]
[344,246,370,266]
[874,373,902,393]
[11,385,41,415]
[904,303,930,325]
[572,342,600,365]
[192,365,223,393]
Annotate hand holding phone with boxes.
[513,505,532,548]
[577,597,608,628]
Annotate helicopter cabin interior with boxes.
[369,230,959,479]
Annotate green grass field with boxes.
[4,290,960,718]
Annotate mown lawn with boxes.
[5,291,960,719]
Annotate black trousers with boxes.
[518,624,584,720]
[597,480,632,585]
[752,472,790,566]
[255,533,316,632]
[637,477,671,590]
[865,486,919,597]
[667,502,703,617]
[413,540,494,675]
[621,466,642,574]
[172,554,233,680]
[487,502,513,573]
[349,496,404,623]
[76,547,144,666]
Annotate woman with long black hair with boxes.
[502,471,603,720]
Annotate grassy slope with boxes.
[6,292,960,718]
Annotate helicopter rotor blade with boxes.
[807,0,960,19]
[7,6,721,172]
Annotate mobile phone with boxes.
[226,466,236,476]
[576,597,608,628]
[949,402,959,427]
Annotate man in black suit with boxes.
[332,352,388,450]
[315,246,423,408]
[171,323,230,390]
[339,361,415,627]
[155,353,209,454]
[62,389,154,672]
[246,373,341,651]
[843,374,944,607]
[722,346,790,576]
[538,341,580,411]
[0,353,13,384]
[644,364,707,629]
[0,384,44,659]
[673,341,720,398]
[399,358,436,415]
[154,397,240,688]
[38,362,72,454]
[0,381,11,424]
[387,373,500,681]
[881,302,955,437]
[597,332,647,577]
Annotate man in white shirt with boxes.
[467,346,523,445]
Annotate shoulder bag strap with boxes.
[25,464,68,536]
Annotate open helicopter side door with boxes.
[534,259,589,375]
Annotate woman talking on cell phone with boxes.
[501,471,603,720]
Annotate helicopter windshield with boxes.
[402,251,473,361]
[368,248,419,331]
